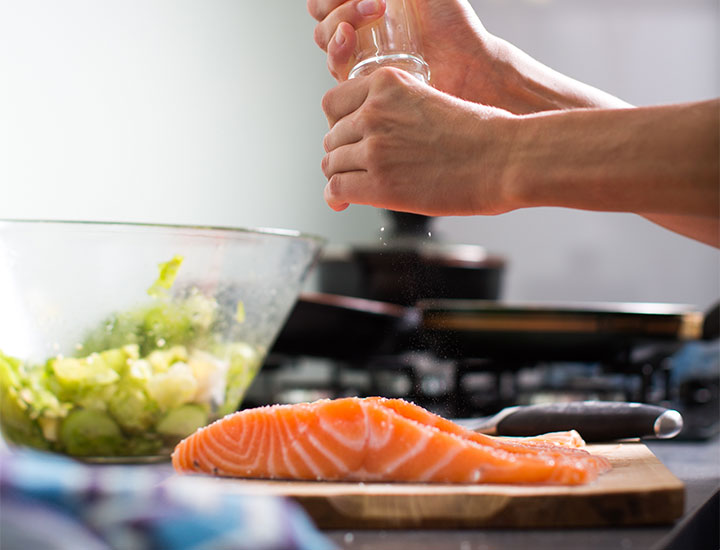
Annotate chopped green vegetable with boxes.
[156,404,208,439]
[0,256,265,459]
[52,356,120,389]
[80,291,218,357]
[108,382,159,433]
[147,363,198,410]
[60,409,123,456]
[147,255,184,298]
[0,353,51,450]
[0,386,51,450]
[147,346,188,374]
[235,301,246,324]
[217,343,262,417]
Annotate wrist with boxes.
[465,108,528,216]
[455,35,559,114]
[482,36,632,114]
[497,114,533,212]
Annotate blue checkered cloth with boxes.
[0,448,335,550]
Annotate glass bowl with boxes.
[0,220,323,461]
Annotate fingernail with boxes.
[357,0,379,16]
[335,28,346,47]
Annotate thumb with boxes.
[328,22,358,82]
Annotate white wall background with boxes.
[1,0,718,308]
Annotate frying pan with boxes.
[269,292,418,361]
[419,300,706,363]
[271,292,710,364]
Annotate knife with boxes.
[454,401,684,442]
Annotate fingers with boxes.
[327,22,357,81]
[321,143,366,182]
[323,115,363,153]
[307,0,346,22]
[324,171,368,211]
[313,0,386,52]
[321,76,370,127]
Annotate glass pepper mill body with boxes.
[349,0,430,84]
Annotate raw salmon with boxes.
[172,397,611,485]
[502,431,587,448]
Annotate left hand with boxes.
[309,0,494,103]
[321,67,519,215]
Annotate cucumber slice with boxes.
[156,404,208,439]
[60,409,123,456]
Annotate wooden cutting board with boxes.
[197,442,685,529]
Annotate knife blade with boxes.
[454,401,684,442]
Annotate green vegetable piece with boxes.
[235,301,246,324]
[156,404,208,439]
[108,383,158,433]
[0,351,22,389]
[0,357,50,450]
[147,255,184,298]
[146,363,197,411]
[147,346,188,373]
[0,352,67,450]
[81,286,219,358]
[52,355,120,388]
[125,359,153,387]
[141,305,194,350]
[217,343,263,417]
[49,354,119,410]
[79,311,144,355]
[38,416,60,442]
[187,349,227,405]
[75,384,118,413]
[99,345,139,374]
[124,434,164,456]
[60,409,123,456]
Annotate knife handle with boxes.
[495,401,683,442]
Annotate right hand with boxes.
[308,0,497,105]
[320,67,520,215]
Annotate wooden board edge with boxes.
[295,486,686,529]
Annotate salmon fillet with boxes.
[172,397,611,485]
[501,431,587,448]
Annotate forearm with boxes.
[640,213,720,248]
[503,99,720,218]
[469,35,632,114]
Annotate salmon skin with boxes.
[172,397,611,485]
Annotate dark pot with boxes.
[318,243,505,306]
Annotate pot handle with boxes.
[702,301,719,340]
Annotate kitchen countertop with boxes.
[321,438,720,550]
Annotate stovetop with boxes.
[245,339,719,440]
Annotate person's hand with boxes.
[308,0,496,105]
[321,67,519,215]
[308,0,630,113]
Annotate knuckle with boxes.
[313,24,329,50]
[372,66,403,87]
[321,152,332,177]
[363,135,380,157]
[363,136,385,170]
[306,0,320,20]
[326,173,344,199]
[320,88,333,111]
[320,90,334,118]
[358,107,382,133]
[365,138,395,181]
[322,133,332,153]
